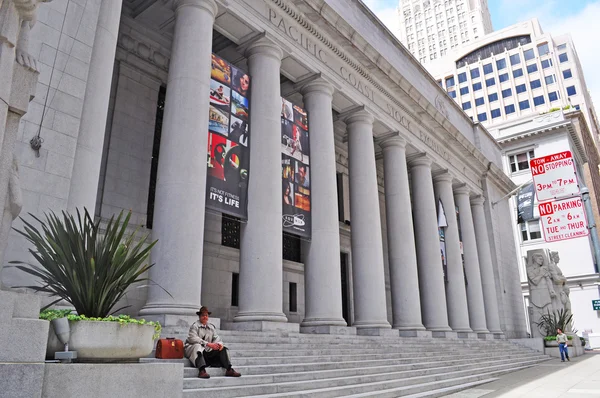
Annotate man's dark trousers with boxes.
[194,348,232,369]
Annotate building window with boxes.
[520,219,542,241]
[449,90,457,98]
[513,68,524,78]
[458,72,467,83]
[283,233,302,262]
[231,272,239,306]
[496,58,507,70]
[473,82,482,91]
[437,80,443,87]
[336,173,345,222]
[516,84,527,94]
[524,49,535,61]
[477,112,487,121]
[499,73,509,83]
[509,150,535,173]
[462,101,472,110]
[526,63,538,73]
[489,108,500,118]
[488,93,498,102]
[510,53,521,66]
[533,95,545,106]
[460,86,469,95]
[502,88,512,98]
[470,68,480,79]
[483,63,493,75]
[519,99,531,110]
[289,282,297,312]
[549,91,559,102]
[563,69,572,79]
[537,43,550,56]
[559,53,569,63]
[505,104,516,114]
[530,79,542,89]
[446,76,456,87]
[567,85,577,96]
[147,85,167,229]
[557,43,567,50]
[485,77,495,87]
[475,97,485,106]
[545,75,556,85]
[541,59,552,69]
[222,215,241,248]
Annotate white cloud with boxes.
[362,0,401,36]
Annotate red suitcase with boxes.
[155,338,184,359]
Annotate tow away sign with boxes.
[539,197,588,242]
[530,151,579,202]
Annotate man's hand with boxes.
[206,342,224,351]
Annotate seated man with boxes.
[184,306,242,379]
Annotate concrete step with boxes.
[181,354,547,389]
[182,361,541,397]
[198,341,517,351]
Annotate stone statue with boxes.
[526,249,572,337]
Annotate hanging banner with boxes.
[206,54,251,219]
[281,97,311,238]
[517,182,535,223]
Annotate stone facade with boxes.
[1,0,529,339]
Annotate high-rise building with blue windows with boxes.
[427,19,599,144]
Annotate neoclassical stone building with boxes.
[1,0,528,338]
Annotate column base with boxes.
[140,314,220,329]
[233,311,288,323]
[457,332,479,339]
[356,328,399,337]
[432,331,459,339]
[138,304,205,327]
[223,321,299,333]
[494,333,505,340]
[399,330,433,338]
[395,324,426,331]
[300,325,357,335]
[300,318,348,328]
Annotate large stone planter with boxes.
[47,320,155,361]
[543,339,585,358]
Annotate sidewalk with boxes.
[443,352,600,397]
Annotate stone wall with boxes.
[2,0,101,288]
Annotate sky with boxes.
[361,0,600,109]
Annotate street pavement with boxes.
[443,351,600,397]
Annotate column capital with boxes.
[470,195,486,206]
[432,170,454,184]
[172,0,218,17]
[245,36,283,62]
[299,76,334,97]
[453,184,471,196]
[407,153,432,168]
[377,133,406,150]
[343,108,374,126]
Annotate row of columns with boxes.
[66,0,503,334]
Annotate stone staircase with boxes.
[142,329,550,397]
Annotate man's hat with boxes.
[196,306,211,316]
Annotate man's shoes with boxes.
[225,368,241,377]
[198,369,210,379]
[567,357,571,361]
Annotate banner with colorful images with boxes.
[206,54,251,219]
[281,97,311,238]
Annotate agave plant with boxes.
[10,208,159,318]
[534,309,576,337]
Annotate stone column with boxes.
[67,0,124,213]
[235,38,288,325]
[346,110,391,332]
[299,78,347,333]
[409,155,451,332]
[454,186,489,333]
[380,136,424,331]
[433,173,472,332]
[139,0,218,324]
[471,196,503,333]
